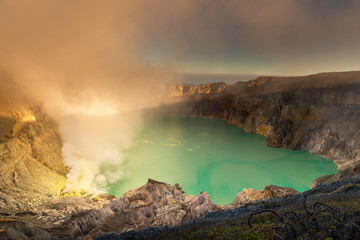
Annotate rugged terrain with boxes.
[1,71,360,239]
[97,174,360,239]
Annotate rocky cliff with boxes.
[161,71,360,172]
[0,98,68,211]
[167,82,227,97]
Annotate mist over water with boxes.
[108,115,338,205]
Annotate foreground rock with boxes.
[46,179,301,239]
[50,179,217,239]
[96,174,360,240]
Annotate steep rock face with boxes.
[167,82,227,97]
[54,179,218,239]
[0,98,67,209]
[159,71,360,171]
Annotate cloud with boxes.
[138,0,360,74]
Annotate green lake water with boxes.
[108,115,338,205]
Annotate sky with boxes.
[142,0,360,76]
[1,0,360,81]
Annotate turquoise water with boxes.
[108,115,338,205]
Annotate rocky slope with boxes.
[0,97,68,210]
[160,71,360,172]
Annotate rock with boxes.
[55,179,217,239]
[33,228,51,240]
[233,188,266,204]
[5,227,29,240]
[95,175,360,240]
[183,192,218,220]
[0,98,67,209]
[167,82,227,97]
[312,165,360,188]
[174,183,185,193]
[233,185,300,206]
[46,196,94,213]
[262,185,300,198]
[153,205,186,226]
[14,221,35,238]
[0,193,21,209]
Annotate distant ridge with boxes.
[227,70,360,95]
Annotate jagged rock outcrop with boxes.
[231,185,299,206]
[53,179,217,239]
[159,71,360,171]
[49,180,299,238]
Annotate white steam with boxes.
[60,111,143,194]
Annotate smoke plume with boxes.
[0,0,172,194]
